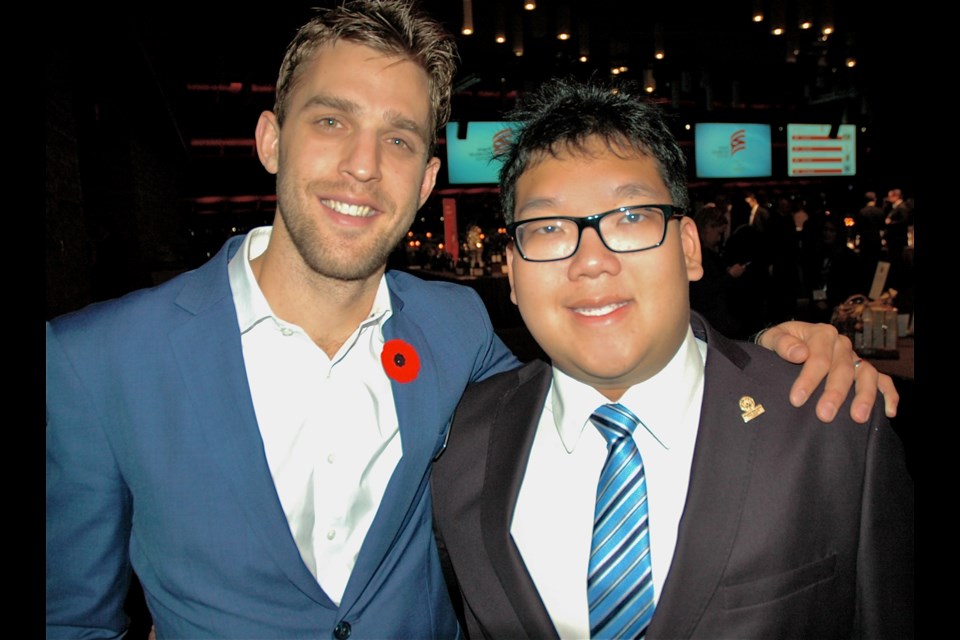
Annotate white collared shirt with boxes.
[228,226,402,606]
[511,327,706,639]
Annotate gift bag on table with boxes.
[831,290,899,358]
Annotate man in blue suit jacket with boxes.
[47,236,515,638]
[46,2,897,638]
[47,3,513,637]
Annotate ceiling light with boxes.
[462,0,473,36]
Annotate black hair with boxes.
[498,77,689,223]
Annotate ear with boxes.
[255,111,281,175]
[418,157,441,207]
[679,216,704,282]
[506,243,518,306]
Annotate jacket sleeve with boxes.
[854,411,914,638]
[47,321,132,638]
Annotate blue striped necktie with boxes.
[587,403,655,639]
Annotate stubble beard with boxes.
[275,172,413,282]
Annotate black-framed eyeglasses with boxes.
[506,204,684,262]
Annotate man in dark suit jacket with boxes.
[884,188,913,291]
[858,191,887,285]
[432,79,913,639]
[743,192,770,232]
[724,192,774,336]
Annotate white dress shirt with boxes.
[228,226,401,605]
[511,326,706,639]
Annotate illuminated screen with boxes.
[445,121,515,184]
[695,123,772,178]
[786,124,857,176]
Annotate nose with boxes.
[339,132,382,182]
[567,227,621,280]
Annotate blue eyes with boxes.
[313,119,414,151]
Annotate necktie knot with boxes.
[590,403,641,447]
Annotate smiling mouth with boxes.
[572,302,628,317]
[321,199,377,217]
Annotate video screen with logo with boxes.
[694,123,772,179]
[444,121,515,185]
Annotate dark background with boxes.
[47,0,916,319]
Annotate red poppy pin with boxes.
[381,339,421,384]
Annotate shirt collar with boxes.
[228,226,393,342]
[549,325,706,454]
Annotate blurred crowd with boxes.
[688,188,914,340]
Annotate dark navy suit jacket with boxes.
[433,314,913,639]
[46,235,518,638]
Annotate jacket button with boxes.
[333,621,352,640]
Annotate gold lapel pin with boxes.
[739,396,765,423]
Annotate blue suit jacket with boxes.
[46,235,518,638]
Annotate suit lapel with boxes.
[337,288,442,610]
[480,362,560,638]
[647,317,759,638]
[169,239,331,606]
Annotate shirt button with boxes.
[333,621,351,640]
[327,454,336,464]
[280,327,294,336]
[327,529,336,541]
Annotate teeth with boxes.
[322,200,375,217]
[573,302,627,316]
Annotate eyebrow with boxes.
[516,181,667,218]
[300,93,429,146]
[515,197,559,218]
[614,182,664,201]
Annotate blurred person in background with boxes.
[690,205,743,338]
